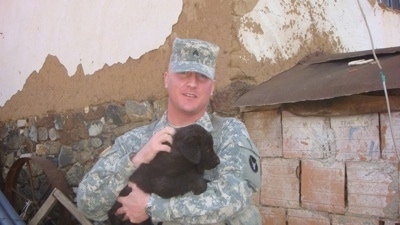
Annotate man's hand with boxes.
[132,126,175,167]
[115,182,150,223]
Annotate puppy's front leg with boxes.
[190,177,208,195]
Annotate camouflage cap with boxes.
[169,38,220,79]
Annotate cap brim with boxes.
[170,61,215,79]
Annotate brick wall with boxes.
[243,110,400,225]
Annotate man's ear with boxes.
[164,71,169,88]
[180,144,201,164]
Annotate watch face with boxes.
[146,196,154,217]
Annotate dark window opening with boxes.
[379,0,400,10]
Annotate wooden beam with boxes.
[29,188,92,225]
[53,189,92,225]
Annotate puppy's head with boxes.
[174,124,219,170]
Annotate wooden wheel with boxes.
[4,156,73,225]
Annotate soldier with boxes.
[77,38,262,225]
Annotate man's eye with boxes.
[197,74,208,80]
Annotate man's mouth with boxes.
[184,93,196,98]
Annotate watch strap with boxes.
[145,195,154,217]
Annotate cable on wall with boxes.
[356,0,399,160]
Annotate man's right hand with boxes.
[115,182,150,224]
[131,126,175,167]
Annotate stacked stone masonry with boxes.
[1,99,400,224]
[0,99,167,193]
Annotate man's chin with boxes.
[180,107,205,116]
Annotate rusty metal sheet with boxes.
[234,47,400,108]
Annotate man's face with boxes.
[164,71,215,117]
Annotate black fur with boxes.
[108,124,220,225]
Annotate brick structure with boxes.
[347,161,398,218]
[245,110,400,224]
[261,158,300,208]
[243,111,282,158]
[301,160,345,214]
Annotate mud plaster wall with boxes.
[0,0,399,121]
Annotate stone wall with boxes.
[244,110,400,224]
[0,98,168,192]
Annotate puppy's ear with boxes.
[180,145,201,164]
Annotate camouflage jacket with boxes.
[77,112,261,225]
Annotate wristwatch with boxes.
[145,196,154,217]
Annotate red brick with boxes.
[331,114,380,161]
[331,215,380,225]
[244,110,282,157]
[347,161,399,218]
[301,160,345,214]
[259,207,286,225]
[282,111,332,159]
[287,209,330,225]
[261,158,300,208]
[380,112,400,161]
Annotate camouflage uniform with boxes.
[77,112,261,224]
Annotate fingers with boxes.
[115,183,150,223]
[114,196,134,221]
[151,127,175,153]
[157,127,175,147]
[132,126,176,166]
[115,196,126,215]
[163,126,176,136]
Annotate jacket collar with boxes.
[153,111,214,134]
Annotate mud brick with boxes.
[282,111,332,159]
[380,112,400,161]
[243,110,282,157]
[259,206,286,225]
[347,161,399,218]
[331,114,380,161]
[261,158,300,208]
[287,208,330,225]
[331,215,379,225]
[301,160,345,214]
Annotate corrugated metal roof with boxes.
[234,47,400,108]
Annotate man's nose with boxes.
[186,73,198,87]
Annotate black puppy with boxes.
[108,124,220,225]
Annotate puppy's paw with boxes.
[191,179,208,195]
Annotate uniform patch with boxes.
[249,155,258,173]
